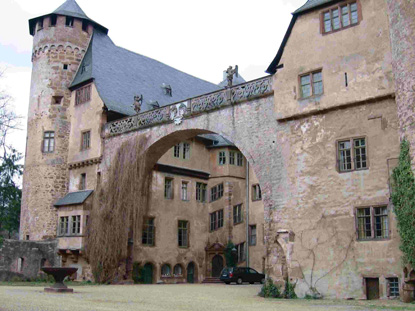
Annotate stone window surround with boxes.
[354,204,390,241]
[320,0,362,35]
[164,177,174,199]
[58,215,83,237]
[233,203,243,225]
[80,129,91,151]
[196,182,207,203]
[336,136,369,173]
[42,131,55,153]
[386,277,400,298]
[249,225,257,246]
[209,209,224,232]
[210,183,224,202]
[142,217,155,247]
[299,69,323,99]
[178,220,189,248]
[218,150,227,165]
[252,184,262,201]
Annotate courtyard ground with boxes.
[0,283,414,311]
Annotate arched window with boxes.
[173,264,183,276]
[161,264,171,277]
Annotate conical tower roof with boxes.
[29,0,108,35]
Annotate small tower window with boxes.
[38,18,43,31]
[52,96,63,105]
[80,173,86,190]
[82,20,88,32]
[63,64,68,70]
[66,16,74,27]
[50,15,57,27]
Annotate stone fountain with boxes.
[41,267,78,293]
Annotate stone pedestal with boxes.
[41,267,77,294]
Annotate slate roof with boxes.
[29,0,108,35]
[70,30,221,116]
[294,0,336,14]
[54,190,93,207]
[198,134,235,148]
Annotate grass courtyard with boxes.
[0,283,414,311]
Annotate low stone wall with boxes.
[0,239,59,281]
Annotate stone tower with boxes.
[387,0,415,165]
[20,0,108,240]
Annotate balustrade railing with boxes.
[105,75,273,136]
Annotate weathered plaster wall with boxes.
[20,15,91,240]
[387,0,415,165]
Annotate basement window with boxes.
[66,16,74,27]
[387,277,399,297]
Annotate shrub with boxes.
[284,280,297,299]
[258,278,281,298]
[132,262,143,284]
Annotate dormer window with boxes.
[66,16,74,27]
[321,1,360,34]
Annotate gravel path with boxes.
[0,284,413,311]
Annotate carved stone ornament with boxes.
[132,95,143,113]
[170,101,188,125]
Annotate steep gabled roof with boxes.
[29,0,108,35]
[70,30,221,116]
[266,0,337,74]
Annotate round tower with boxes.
[20,0,107,240]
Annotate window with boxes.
[38,18,43,30]
[387,277,399,297]
[181,181,188,201]
[142,218,155,246]
[252,184,262,201]
[43,131,55,153]
[50,15,57,27]
[210,183,224,202]
[63,64,68,70]
[65,16,74,27]
[71,215,81,235]
[196,182,207,202]
[81,131,91,150]
[210,209,224,231]
[183,143,190,159]
[173,144,180,158]
[338,137,367,172]
[173,264,183,277]
[236,242,245,262]
[229,151,235,165]
[218,151,226,165]
[178,220,189,247]
[356,206,389,240]
[233,204,243,225]
[52,96,63,105]
[161,264,171,277]
[59,216,69,236]
[75,84,91,105]
[82,20,88,32]
[249,225,257,246]
[300,70,323,98]
[237,153,243,166]
[164,178,173,199]
[322,1,359,34]
[79,173,86,190]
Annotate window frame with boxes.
[210,209,224,232]
[252,184,262,201]
[210,183,224,202]
[142,217,155,246]
[75,84,91,106]
[249,225,257,246]
[236,242,246,263]
[237,153,243,167]
[229,151,235,165]
[320,0,362,35]
[161,264,172,277]
[164,178,173,199]
[355,205,390,241]
[299,69,324,99]
[178,220,189,248]
[71,215,81,235]
[81,130,91,151]
[233,204,243,225]
[58,216,69,236]
[42,131,55,153]
[336,136,369,173]
[386,277,400,298]
[218,150,227,165]
[173,143,181,158]
[79,173,86,190]
[196,182,207,203]
[181,181,189,201]
[182,142,190,160]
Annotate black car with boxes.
[220,267,265,285]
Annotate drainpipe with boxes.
[246,161,250,267]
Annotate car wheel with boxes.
[225,282,230,285]
[260,278,265,284]
[237,278,243,285]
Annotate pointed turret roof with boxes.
[29,0,108,35]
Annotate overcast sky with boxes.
[0,0,307,159]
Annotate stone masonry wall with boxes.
[387,0,415,165]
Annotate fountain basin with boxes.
[41,267,78,293]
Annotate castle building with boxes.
[10,0,415,300]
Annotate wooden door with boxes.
[366,278,380,300]
[212,255,224,277]
[187,262,195,283]
[143,263,153,284]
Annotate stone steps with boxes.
[202,277,222,284]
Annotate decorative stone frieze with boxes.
[105,76,273,136]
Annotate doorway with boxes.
[366,278,380,300]
[143,263,153,284]
[212,255,224,277]
[187,262,196,283]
